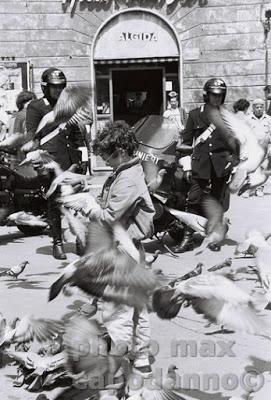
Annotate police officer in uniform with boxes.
[26,68,85,259]
[173,78,238,253]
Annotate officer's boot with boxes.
[53,239,67,260]
[172,227,194,253]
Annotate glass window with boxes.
[96,78,110,115]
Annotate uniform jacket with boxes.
[89,158,155,241]
[26,97,84,171]
[181,105,235,180]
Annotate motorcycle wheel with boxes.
[16,225,46,236]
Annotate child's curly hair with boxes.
[92,120,139,157]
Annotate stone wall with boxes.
[0,0,270,109]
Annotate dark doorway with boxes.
[112,69,163,126]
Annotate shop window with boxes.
[96,78,110,115]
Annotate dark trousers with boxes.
[43,172,62,244]
[186,169,230,216]
[47,193,62,243]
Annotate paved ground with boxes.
[0,177,271,400]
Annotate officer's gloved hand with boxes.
[183,170,192,183]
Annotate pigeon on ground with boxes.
[207,257,232,272]
[206,105,269,193]
[0,314,63,346]
[169,263,203,286]
[49,222,162,309]
[152,273,269,336]
[0,260,29,279]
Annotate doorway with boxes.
[112,69,163,126]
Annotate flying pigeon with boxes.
[152,273,269,336]
[56,190,99,215]
[164,208,207,236]
[195,196,230,253]
[49,222,162,309]
[206,105,269,193]
[0,314,63,346]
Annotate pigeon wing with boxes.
[113,223,140,263]
[202,196,224,235]
[6,350,39,369]
[13,315,63,344]
[63,316,109,376]
[57,192,97,213]
[61,207,87,248]
[84,220,114,254]
[205,104,242,152]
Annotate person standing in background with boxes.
[264,85,271,116]
[6,90,37,170]
[163,91,187,145]
[246,98,271,197]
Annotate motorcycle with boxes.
[134,115,191,248]
[0,154,48,236]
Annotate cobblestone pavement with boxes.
[0,182,271,400]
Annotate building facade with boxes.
[0,0,270,169]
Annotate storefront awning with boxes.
[94,57,179,65]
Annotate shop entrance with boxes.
[112,68,163,125]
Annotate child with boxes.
[89,120,155,377]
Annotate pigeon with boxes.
[53,316,122,400]
[45,168,91,198]
[147,169,167,192]
[53,85,92,124]
[238,159,270,196]
[164,207,207,235]
[206,105,269,193]
[63,316,120,377]
[0,260,29,279]
[127,365,186,400]
[60,207,88,248]
[169,263,203,286]
[49,222,162,309]
[207,257,232,272]
[7,211,48,228]
[236,229,271,291]
[6,350,66,380]
[56,190,99,215]
[152,273,269,335]
[195,196,229,254]
[19,149,60,170]
[0,314,64,346]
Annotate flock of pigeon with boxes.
[0,90,271,399]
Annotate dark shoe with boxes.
[208,243,221,252]
[53,243,67,260]
[172,232,194,253]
